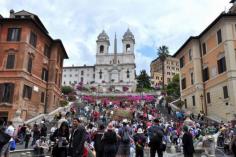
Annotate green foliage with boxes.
[166,74,180,98]
[61,86,74,95]
[157,45,169,62]
[165,96,173,103]
[157,45,170,90]
[136,70,151,92]
[60,100,69,107]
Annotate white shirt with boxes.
[5,125,15,137]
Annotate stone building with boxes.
[173,2,236,121]
[62,29,136,92]
[150,56,179,87]
[0,10,68,121]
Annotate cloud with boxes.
[0,0,230,74]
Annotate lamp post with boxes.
[200,94,204,114]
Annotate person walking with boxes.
[69,118,86,157]
[31,124,40,146]
[51,122,69,157]
[230,135,236,157]
[102,123,117,157]
[93,124,105,157]
[24,125,31,149]
[0,120,12,157]
[148,118,165,157]
[117,119,131,157]
[133,128,146,157]
[182,126,194,157]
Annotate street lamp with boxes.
[200,94,204,114]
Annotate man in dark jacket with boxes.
[148,119,164,157]
[93,124,105,157]
[182,126,194,157]
[70,118,86,157]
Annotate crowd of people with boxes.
[0,98,236,157]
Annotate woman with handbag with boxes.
[50,122,69,157]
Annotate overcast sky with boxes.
[0,0,232,74]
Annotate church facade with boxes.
[62,29,136,92]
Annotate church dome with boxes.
[123,28,134,40]
[97,30,109,41]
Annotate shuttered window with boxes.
[23,85,32,100]
[27,57,33,73]
[29,31,37,47]
[6,54,15,69]
[0,83,15,103]
[7,28,21,41]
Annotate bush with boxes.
[61,86,74,95]
[60,100,68,107]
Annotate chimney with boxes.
[10,9,15,18]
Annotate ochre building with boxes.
[173,3,236,121]
[150,56,179,87]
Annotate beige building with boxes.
[150,56,179,87]
[173,3,236,121]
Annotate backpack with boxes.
[150,126,163,144]
[122,128,130,144]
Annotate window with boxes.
[207,92,211,104]
[100,45,104,53]
[41,92,45,103]
[126,44,131,52]
[223,86,229,99]
[6,54,15,69]
[81,77,83,82]
[217,57,226,74]
[74,81,77,84]
[167,72,170,75]
[180,56,185,68]
[184,99,187,108]
[41,68,48,81]
[23,85,32,100]
[93,74,95,78]
[75,74,78,77]
[181,78,186,90]
[64,75,66,77]
[70,74,72,77]
[192,95,195,106]
[217,29,222,44]
[27,56,33,73]
[99,70,102,79]
[7,28,21,41]
[0,83,14,103]
[81,71,84,75]
[189,49,192,61]
[44,44,50,58]
[29,31,37,47]
[203,67,209,82]
[190,72,194,84]
[172,72,175,76]
[167,78,171,82]
[127,70,130,78]
[202,43,207,55]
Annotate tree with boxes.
[136,70,151,92]
[157,45,169,89]
[166,74,180,98]
[61,86,74,95]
